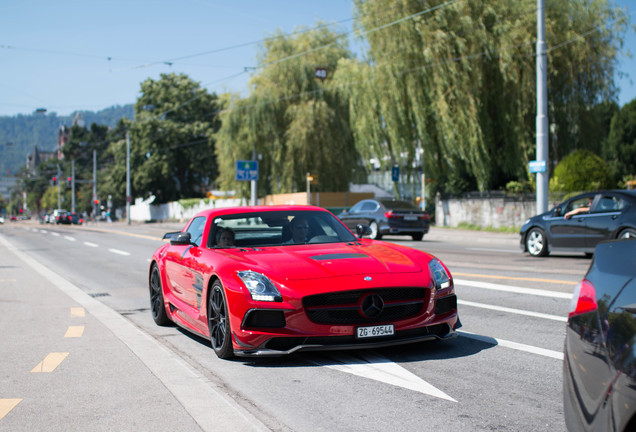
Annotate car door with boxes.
[339,201,367,230]
[549,194,596,249]
[585,193,626,248]
[164,216,207,311]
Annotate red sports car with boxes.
[149,205,460,359]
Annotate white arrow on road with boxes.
[309,351,457,402]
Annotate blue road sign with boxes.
[391,166,400,182]
[236,160,259,181]
[528,160,547,173]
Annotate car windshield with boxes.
[208,210,358,248]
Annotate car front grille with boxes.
[303,288,428,325]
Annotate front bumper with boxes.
[234,322,458,357]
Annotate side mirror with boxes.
[356,224,372,238]
[170,232,193,246]
[553,206,562,217]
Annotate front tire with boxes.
[208,281,234,359]
[369,221,382,240]
[526,228,549,257]
[149,264,171,326]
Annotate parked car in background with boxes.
[520,190,636,257]
[337,198,430,240]
[563,238,636,431]
[149,205,458,359]
[0,216,4,224]
[69,212,83,225]
[54,209,72,224]
[40,212,50,224]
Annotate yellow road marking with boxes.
[70,307,85,317]
[452,272,578,285]
[64,326,84,338]
[0,399,22,420]
[31,352,69,373]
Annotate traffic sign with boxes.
[529,160,547,173]
[236,160,259,181]
[391,166,400,182]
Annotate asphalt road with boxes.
[0,219,590,431]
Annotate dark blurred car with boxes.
[520,190,636,257]
[338,198,430,240]
[563,239,636,431]
[55,211,72,224]
[40,212,50,224]
[69,212,83,225]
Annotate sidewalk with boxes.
[0,231,269,432]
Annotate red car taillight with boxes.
[569,279,598,319]
[419,214,430,220]
[385,211,399,219]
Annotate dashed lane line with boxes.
[31,352,69,373]
[0,399,22,421]
[108,248,131,256]
[64,326,85,338]
[84,242,98,248]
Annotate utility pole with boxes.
[536,0,549,214]
[71,160,75,212]
[126,132,131,225]
[93,150,97,220]
[56,164,62,209]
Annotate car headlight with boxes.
[237,271,282,302]
[429,259,452,290]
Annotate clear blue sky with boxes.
[0,0,634,117]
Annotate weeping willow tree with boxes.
[339,0,628,193]
[215,25,364,198]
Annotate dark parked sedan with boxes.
[520,190,636,257]
[338,198,430,240]
[563,238,636,431]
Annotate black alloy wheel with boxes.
[208,281,234,359]
[150,265,171,326]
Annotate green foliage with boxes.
[343,0,628,194]
[126,73,221,204]
[550,149,611,192]
[215,25,364,199]
[604,99,636,181]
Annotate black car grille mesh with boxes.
[303,288,428,325]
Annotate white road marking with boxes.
[459,331,564,360]
[108,248,130,256]
[64,236,76,242]
[458,299,567,322]
[310,352,457,402]
[39,229,48,234]
[84,242,98,248]
[455,278,573,299]
[51,232,60,237]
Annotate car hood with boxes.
[219,242,427,281]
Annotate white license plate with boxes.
[404,215,418,221]
[356,324,395,339]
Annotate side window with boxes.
[186,217,206,247]
[594,196,621,213]
[361,202,377,212]
[349,202,364,213]
[564,196,593,214]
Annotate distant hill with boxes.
[0,105,133,176]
